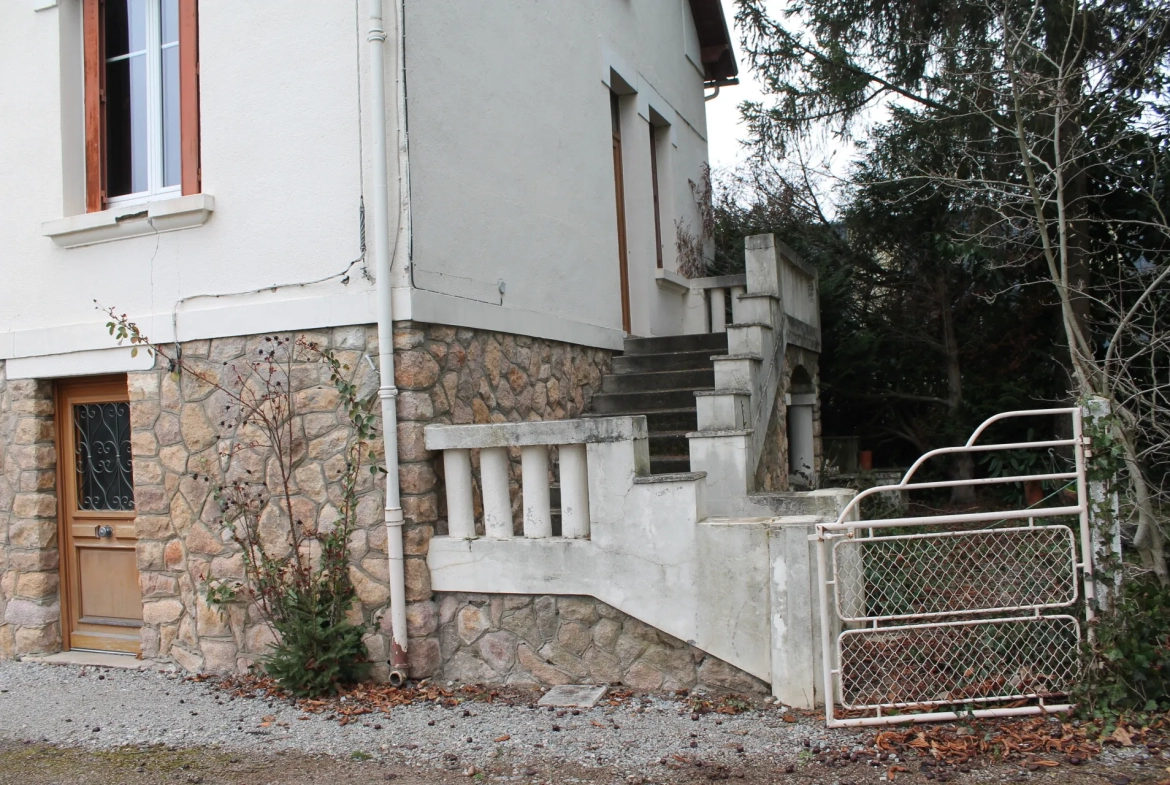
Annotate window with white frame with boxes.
[84,0,199,211]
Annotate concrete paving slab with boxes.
[25,651,147,670]
[536,685,608,708]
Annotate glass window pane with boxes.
[161,0,179,46]
[127,0,147,52]
[74,403,135,512]
[106,53,148,196]
[162,44,181,187]
[104,0,147,58]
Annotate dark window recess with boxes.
[74,403,136,512]
[104,0,148,197]
[650,125,663,268]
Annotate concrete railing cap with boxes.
[425,416,648,450]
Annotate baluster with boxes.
[710,287,727,332]
[558,443,590,539]
[443,448,476,539]
[480,446,512,538]
[520,445,553,538]
[729,284,745,325]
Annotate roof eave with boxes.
[688,0,739,84]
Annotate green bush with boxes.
[263,587,369,697]
[1075,576,1170,719]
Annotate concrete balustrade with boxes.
[424,416,649,541]
[666,272,749,334]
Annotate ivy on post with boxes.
[1082,397,1124,614]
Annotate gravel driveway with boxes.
[1,659,1162,785]
[0,659,850,776]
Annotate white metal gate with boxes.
[814,408,1097,727]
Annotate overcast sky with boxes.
[704,0,768,171]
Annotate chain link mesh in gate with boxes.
[837,615,1081,709]
[833,525,1079,621]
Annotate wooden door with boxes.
[56,377,142,654]
[611,92,632,333]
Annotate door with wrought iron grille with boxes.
[814,408,1095,727]
[57,377,141,654]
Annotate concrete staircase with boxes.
[587,333,728,474]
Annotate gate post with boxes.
[1082,397,1123,612]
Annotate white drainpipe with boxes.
[368,0,409,684]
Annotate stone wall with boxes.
[0,321,778,696]
[119,320,610,680]
[435,592,768,693]
[125,326,394,676]
[389,321,612,678]
[0,364,62,658]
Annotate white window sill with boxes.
[42,193,214,249]
[654,267,691,295]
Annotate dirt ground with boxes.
[0,739,1165,785]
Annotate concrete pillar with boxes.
[558,443,590,539]
[744,234,781,297]
[683,287,709,334]
[710,287,727,333]
[729,284,746,324]
[442,448,476,539]
[480,446,512,538]
[520,445,552,539]
[787,404,815,483]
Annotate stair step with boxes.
[650,455,692,474]
[612,349,724,374]
[601,368,715,394]
[590,388,699,413]
[649,430,689,456]
[623,332,728,356]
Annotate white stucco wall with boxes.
[0,0,719,375]
[404,0,711,339]
[0,1,393,373]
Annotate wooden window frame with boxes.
[84,0,200,213]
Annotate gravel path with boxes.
[0,660,857,777]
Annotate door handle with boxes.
[95,525,113,539]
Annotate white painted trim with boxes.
[600,39,637,93]
[636,80,679,147]
[0,283,619,364]
[33,0,58,11]
[0,284,405,360]
[42,193,214,248]
[6,346,155,380]
[408,288,626,351]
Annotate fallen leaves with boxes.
[866,717,1100,766]
[493,734,510,743]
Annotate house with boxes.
[0,0,837,701]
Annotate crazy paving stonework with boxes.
[0,366,61,659]
[124,326,396,677]
[389,321,612,679]
[1,322,773,694]
[432,592,768,693]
